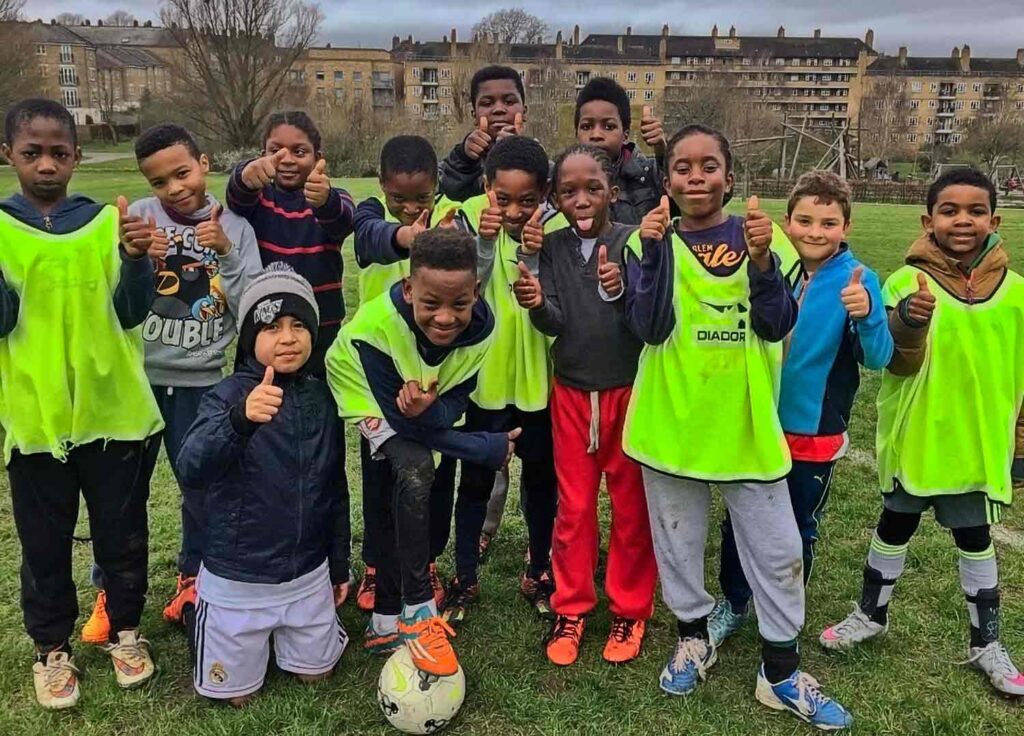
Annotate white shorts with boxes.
[192,581,348,699]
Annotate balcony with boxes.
[421,69,439,86]
[938,85,956,99]
[935,124,954,134]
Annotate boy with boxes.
[0,99,163,709]
[443,136,565,623]
[574,76,666,224]
[177,264,349,706]
[710,171,894,645]
[351,135,459,612]
[438,65,526,202]
[820,169,1024,697]
[326,228,513,675]
[82,124,263,644]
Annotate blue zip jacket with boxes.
[176,357,347,585]
[779,244,893,441]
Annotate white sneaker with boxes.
[32,650,80,710]
[964,641,1024,696]
[819,605,887,650]
[102,630,155,688]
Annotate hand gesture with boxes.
[118,195,156,259]
[149,227,170,262]
[196,205,231,256]
[521,208,544,255]
[464,117,493,161]
[246,366,284,423]
[397,380,439,418]
[640,195,671,241]
[304,158,331,209]
[597,245,622,297]
[478,190,502,240]
[504,427,522,468]
[397,209,430,250]
[513,261,543,309]
[906,272,936,326]
[743,195,773,271]
[840,266,870,320]
[436,208,458,229]
[241,149,288,190]
[495,113,524,143]
[639,106,665,150]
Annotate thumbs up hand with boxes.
[246,365,284,423]
[596,244,623,298]
[743,195,773,271]
[521,208,544,255]
[196,204,231,256]
[639,105,665,150]
[397,209,431,250]
[906,272,936,326]
[464,116,493,161]
[303,157,331,208]
[496,112,524,143]
[118,195,156,258]
[478,189,503,240]
[840,266,870,320]
[149,227,170,262]
[640,195,671,242]
[437,208,458,230]
[241,149,288,190]
[397,380,439,418]
[512,260,543,309]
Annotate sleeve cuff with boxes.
[229,400,259,436]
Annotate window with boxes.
[704,57,713,65]
[822,74,832,82]
[644,89,655,101]
[956,82,966,93]
[315,70,325,81]
[822,90,831,97]
[930,82,938,93]
[334,71,344,82]
[59,45,73,64]
[626,89,636,100]
[925,133,933,143]
[907,133,917,142]
[973,83,982,93]
[440,67,451,79]
[774,58,785,66]
[608,71,618,80]
[626,71,637,82]
[790,74,800,81]
[439,86,450,97]
[671,57,681,65]
[519,69,526,79]
[62,88,79,107]
[910,81,921,92]
[412,67,420,79]
[441,104,450,114]
[970,100,980,110]
[35,44,45,55]
[927,117,934,125]
[411,104,420,113]
[955,117,963,126]
[333,89,345,102]
[354,71,362,83]
[1017,101,1024,110]
[951,133,962,144]
[645,71,655,84]
[823,58,833,66]
[955,100,964,109]
[576,70,590,87]
[58,66,77,86]
[741,57,752,66]
[910,99,920,109]
[908,117,918,126]
[288,70,305,84]
[928,100,937,109]
[354,89,362,100]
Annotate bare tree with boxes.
[450,37,510,126]
[104,11,137,27]
[858,73,913,162]
[160,0,322,147]
[96,64,121,144]
[960,98,1024,175]
[55,12,85,25]
[0,1,44,111]
[472,8,547,45]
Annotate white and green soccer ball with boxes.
[377,645,466,734]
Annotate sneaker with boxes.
[520,569,555,620]
[102,630,155,688]
[546,615,586,666]
[32,650,80,710]
[162,574,197,625]
[964,641,1024,696]
[709,599,748,646]
[819,604,887,650]
[755,666,854,731]
[659,636,718,696]
[398,606,459,677]
[478,531,495,563]
[441,577,480,626]
[428,563,445,608]
[363,621,401,657]
[356,567,377,612]
[604,617,646,664]
[81,590,110,645]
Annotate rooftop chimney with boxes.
[556,30,563,60]
[450,27,457,57]
[97,19,103,26]
[392,35,400,49]
[573,24,580,46]
[898,46,907,67]
[133,19,139,27]
[728,25,736,39]
[951,46,960,60]
[960,44,971,72]
[813,28,821,39]
[777,26,785,38]
[1017,48,1024,69]
[84,19,90,26]
[711,24,718,39]
[865,28,874,49]
[659,25,669,63]
[617,35,624,54]
[626,26,632,37]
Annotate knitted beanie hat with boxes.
[237,263,319,357]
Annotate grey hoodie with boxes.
[129,195,262,387]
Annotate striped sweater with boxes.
[226,160,355,375]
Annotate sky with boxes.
[24,1,1024,58]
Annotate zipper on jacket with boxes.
[43,216,53,231]
[964,271,975,304]
[292,381,305,580]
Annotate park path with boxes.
[81,151,134,165]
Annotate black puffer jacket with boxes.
[176,357,345,585]
[610,143,663,225]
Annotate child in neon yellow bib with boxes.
[820,168,1024,698]
[623,124,852,729]
[0,99,163,709]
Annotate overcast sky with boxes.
[25,1,1024,57]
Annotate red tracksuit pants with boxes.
[549,379,657,620]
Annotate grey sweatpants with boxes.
[642,467,805,643]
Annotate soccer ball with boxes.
[377,646,465,734]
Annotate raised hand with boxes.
[840,266,870,320]
[639,106,665,150]
[303,158,331,208]
[149,227,170,262]
[196,204,231,256]
[520,208,544,255]
[597,245,623,297]
[246,366,284,423]
[118,195,156,258]
[397,209,431,250]
[241,149,288,190]
[743,195,773,270]
[396,379,439,418]
[464,116,493,161]
[436,208,458,229]
[513,261,543,309]
[478,190,503,240]
[906,272,936,325]
[640,195,671,242]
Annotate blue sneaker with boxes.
[659,636,717,696]
[708,599,748,646]
[755,665,853,731]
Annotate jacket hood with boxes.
[906,232,1008,300]
[0,193,104,233]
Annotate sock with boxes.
[862,533,908,624]
[959,544,999,648]
[762,639,800,683]
[372,612,399,635]
[35,641,72,664]
[402,598,438,620]
[677,616,709,642]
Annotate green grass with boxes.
[1,170,1023,735]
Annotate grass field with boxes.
[0,167,1023,735]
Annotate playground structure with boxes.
[732,114,862,180]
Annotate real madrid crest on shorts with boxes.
[209,661,228,686]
